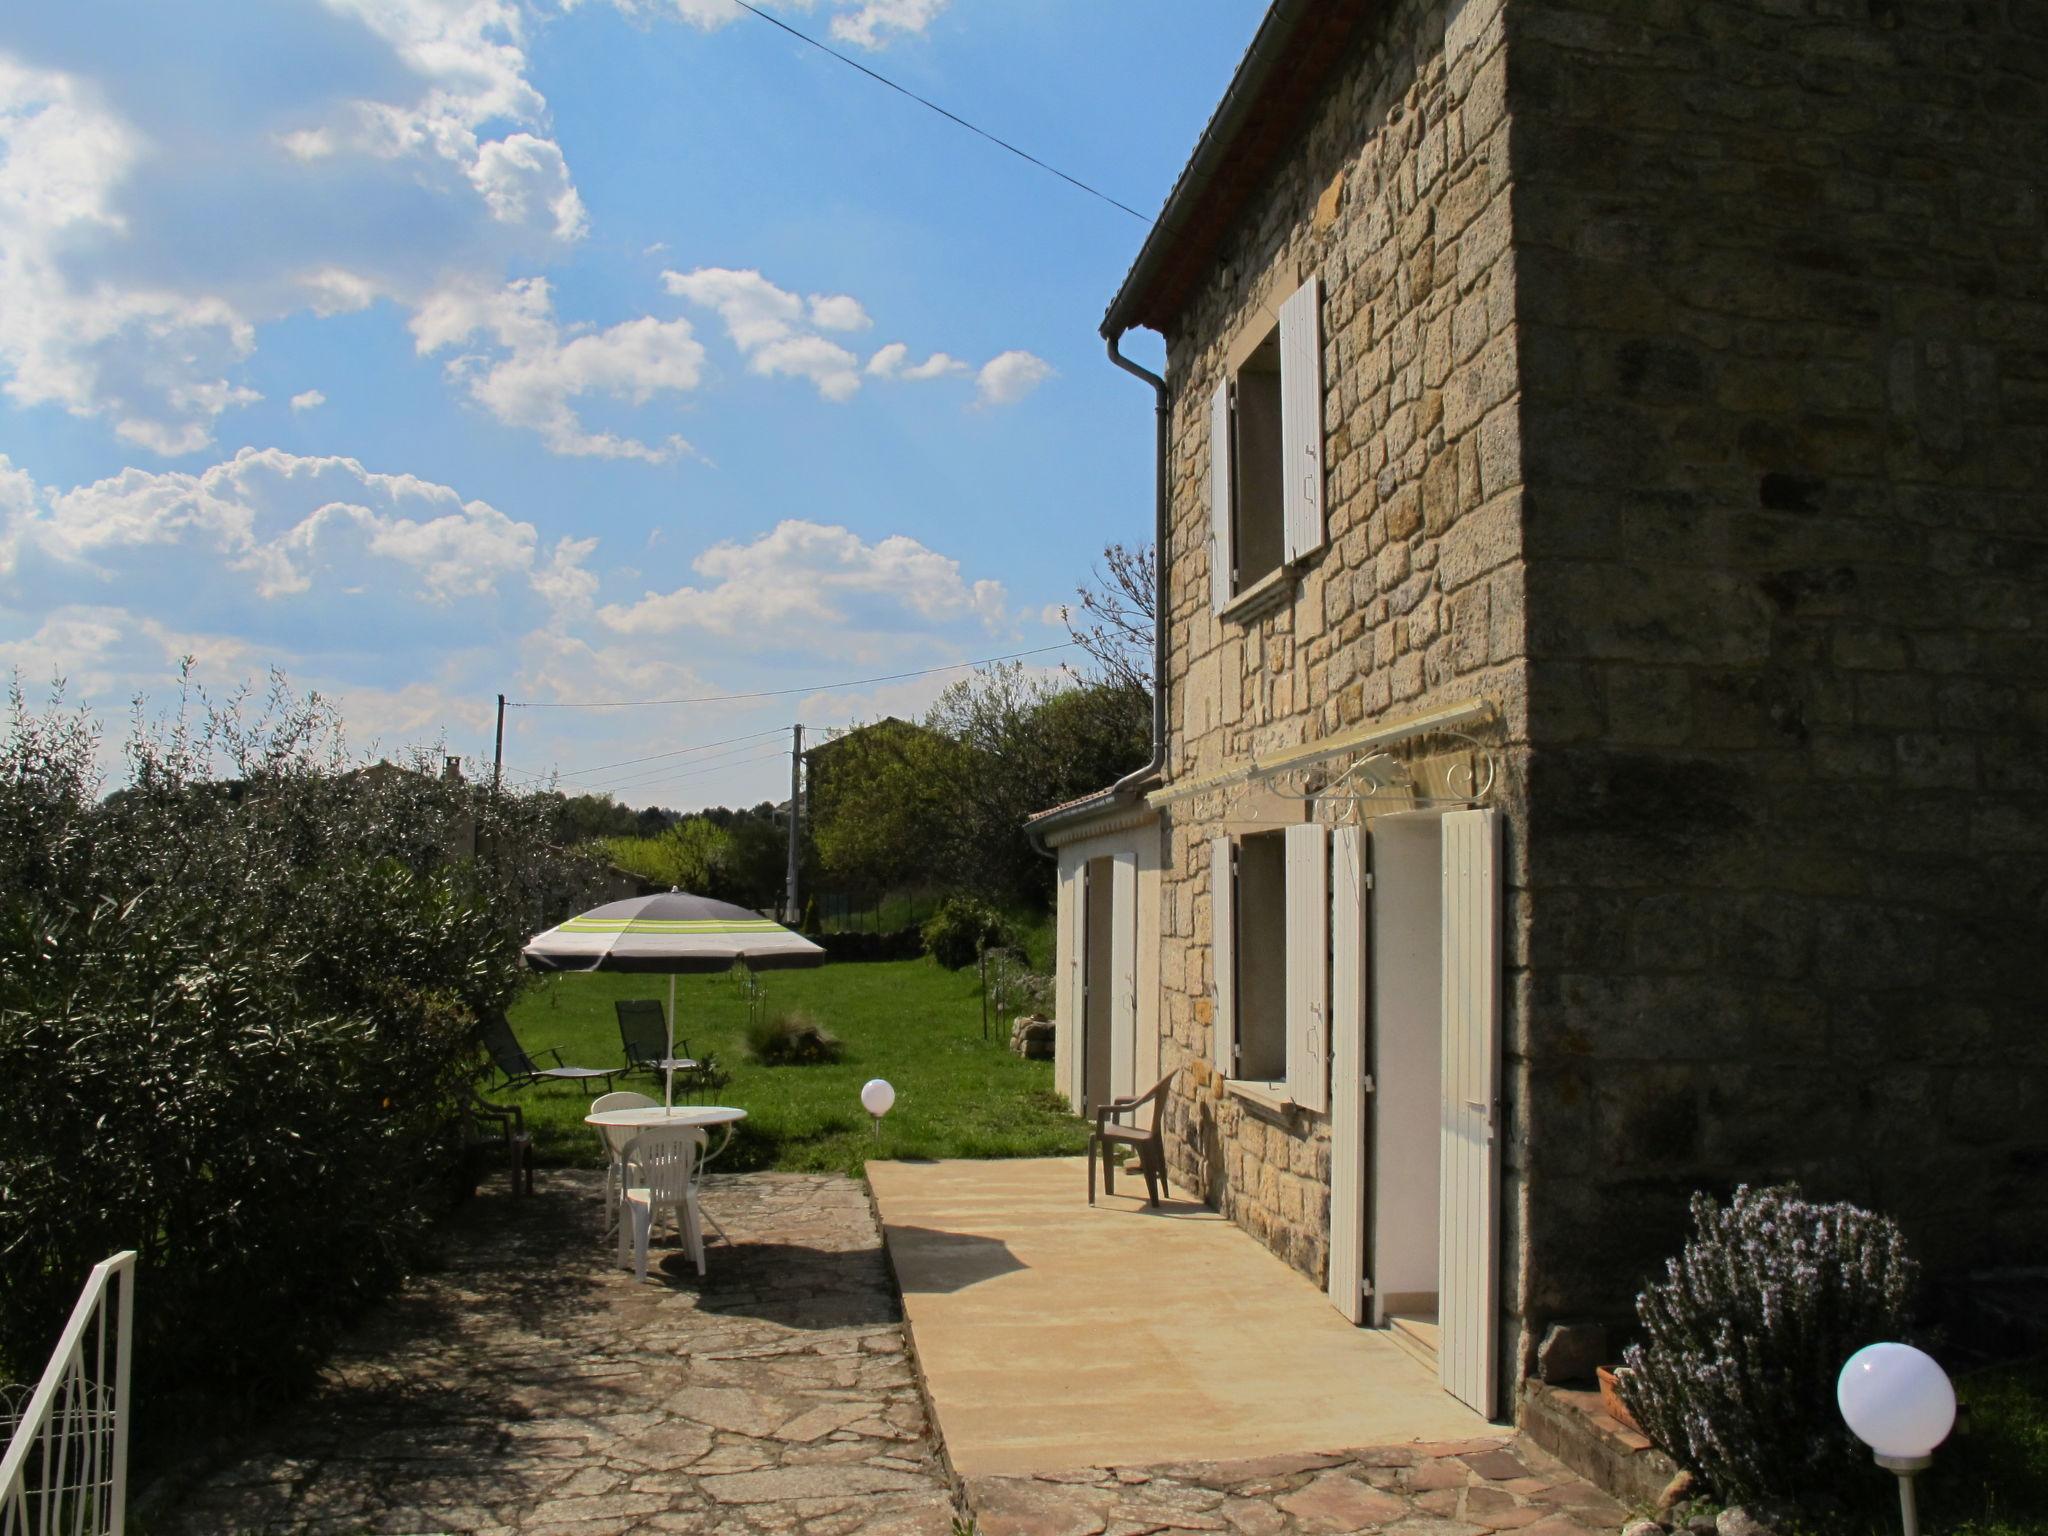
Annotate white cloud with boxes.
[411,276,704,459]
[830,0,948,49]
[664,267,870,402]
[531,534,600,614]
[291,0,584,242]
[866,341,967,381]
[808,294,871,332]
[276,126,336,162]
[0,55,258,457]
[300,268,382,317]
[750,334,861,402]
[291,389,327,412]
[975,348,1054,407]
[470,132,587,241]
[8,446,543,603]
[597,518,1009,649]
[597,0,944,50]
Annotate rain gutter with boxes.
[1025,332,1170,858]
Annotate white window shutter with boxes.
[1209,377,1234,610]
[1284,822,1329,1113]
[1440,808,1503,1417]
[1054,868,1075,1111]
[1326,823,1368,1322]
[1280,277,1325,564]
[1068,866,1088,1110]
[1210,836,1235,1076]
[1109,851,1138,1102]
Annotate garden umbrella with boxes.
[523,890,825,1109]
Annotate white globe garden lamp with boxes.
[861,1079,896,1141]
[1838,1342,1956,1536]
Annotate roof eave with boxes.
[1100,0,1367,339]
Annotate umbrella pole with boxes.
[665,973,676,1113]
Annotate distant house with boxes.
[1031,0,2047,1423]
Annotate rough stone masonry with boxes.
[1138,0,2047,1385]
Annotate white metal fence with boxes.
[0,1252,136,1536]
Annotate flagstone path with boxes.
[155,1168,1632,1536]
[156,1170,956,1536]
[965,1439,1632,1536]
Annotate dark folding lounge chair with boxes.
[615,999,690,1077]
[481,1013,618,1093]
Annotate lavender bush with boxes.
[1621,1184,1919,1508]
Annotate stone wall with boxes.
[1151,0,1535,1327]
[1506,0,2048,1349]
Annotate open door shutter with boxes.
[1054,868,1075,1111]
[1210,378,1234,610]
[1440,808,1503,1417]
[1068,866,1088,1110]
[1210,836,1235,1077]
[1285,822,1329,1113]
[1327,823,1369,1323]
[1280,277,1325,564]
[1110,851,1138,1102]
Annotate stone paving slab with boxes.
[157,1170,958,1536]
[965,1437,1630,1536]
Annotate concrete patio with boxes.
[866,1156,1497,1480]
[151,1161,1630,1536]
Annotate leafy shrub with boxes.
[922,896,1011,970]
[0,675,598,1447]
[1620,1184,1919,1508]
[747,1009,844,1065]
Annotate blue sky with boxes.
[0,0,1259,809]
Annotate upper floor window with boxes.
[1210,276,1326,615]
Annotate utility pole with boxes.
[784,723,804,925]
[492,694,506,791]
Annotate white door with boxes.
[1439,808,1502,1416]
[1327,823,1370,1323]
[1110,851,1138,1101]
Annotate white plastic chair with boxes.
[591,1090,657,1237]
[617,1123,709,1281]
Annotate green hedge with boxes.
[0,679,595,1442]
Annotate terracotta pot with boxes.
[1598,1365,1644,1434]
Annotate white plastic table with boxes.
[585,1104,746,1169]
[585,1105,748,1258]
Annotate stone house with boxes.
[1029,0,2048,1422]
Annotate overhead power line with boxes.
[561,747,792,800]
[505,641,1078,710]
[725,0,1151,225]
[554,725,789,780]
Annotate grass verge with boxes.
[501,957,1086,1175]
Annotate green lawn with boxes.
[500,956,1087,1175]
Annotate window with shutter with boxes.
[1207,278,1325,614]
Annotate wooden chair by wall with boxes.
[1088,1068,1176,1208]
